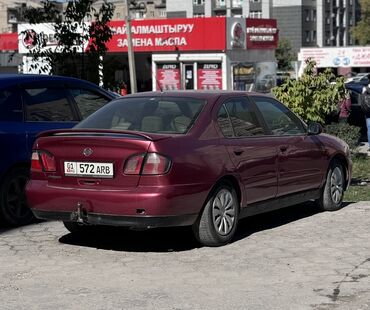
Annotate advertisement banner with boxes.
[299,47,370,68]
[156,63,181,91]
[18,18,227,54]
[0,33,18,51]
[246,18,278,49]
[18,23,88,54]
[107,17,226,52]
[197,63,222,90]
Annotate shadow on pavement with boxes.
[59,226,200,253]
[58,201,354,253]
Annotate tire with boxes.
[192,182,239,247]
[0,167,34,226]
[318,160,345,211]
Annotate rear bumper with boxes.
[27,180,212,227]
[33,209,197,229]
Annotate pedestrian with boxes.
[361,83,370,151]
[338,90,352,123]
[120,82,128,96]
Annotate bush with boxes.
[272,59,346,124]
[324,123,361,151]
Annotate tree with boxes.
[351,0,370,45]
[275,37,295,71]
[272,59,346,124]
[22,0,114,85]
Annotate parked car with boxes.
[348,72,370,85]
[0,74,116,226]
[26,91,352,246]
[345,83,368,139]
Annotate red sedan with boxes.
[26,91,352,246]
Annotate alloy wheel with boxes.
[212,189,236,236]
[330,167,344,204]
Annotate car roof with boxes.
[123,90,268,100]
[0,74,100,88]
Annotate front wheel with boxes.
[318,160,345,211]
[192,183,239,247]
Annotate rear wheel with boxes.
[192,183,239,247]
[318,160,345,211]
[0,167,34,226]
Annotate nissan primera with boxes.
[26,91,351,246]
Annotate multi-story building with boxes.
[91,0,166,20]
[272,0,360,53]
[0,0,43,33]
[166,0,360,52]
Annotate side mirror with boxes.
[307,122,322,135]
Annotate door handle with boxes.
[233,149,244,156]
[279,145,288,152]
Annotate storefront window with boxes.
[233,64,255,91]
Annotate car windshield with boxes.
[75,96,206,134]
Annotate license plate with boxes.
[64,161,114,178]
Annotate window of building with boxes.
[312,30,317,41]
[305,9,310,21]
[312,10,316,22]
[159,10,166,17]
[305,31,310,42]
[249,11,262,18]
[193,0,205,4]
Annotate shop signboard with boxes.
[299,46,370,68]
[0,33,18,51]
[197,63,222,90]
[246,18,278,49]
[156,63,181,91]
[108,17,226,52]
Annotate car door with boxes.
[0,85,27,177]
[21,82,79,156]
[251,95,326,197]
[216,96,278,205]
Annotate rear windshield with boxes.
[75,96,206,134]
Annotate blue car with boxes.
[0,74,116,226]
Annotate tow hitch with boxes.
[70,202,89,224]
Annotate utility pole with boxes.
[124,0,137,93]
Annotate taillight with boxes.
[31,150,56,173]
[124,154,145,175]
[31,151,42,172]
[142,153,171,175]
[123,153,171,175]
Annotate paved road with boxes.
[1,202,370,310]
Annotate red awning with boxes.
[0,33,18,51]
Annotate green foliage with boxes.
[275,37,295,71]
[350,0,370,45]
[272,59,346,124]
[324,123,361,151]
[23,0,114,84]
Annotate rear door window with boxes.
[68,88,110,119]
[0,87,23,122]
[23,87,76,122]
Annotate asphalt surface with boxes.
[1,201,370,310]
